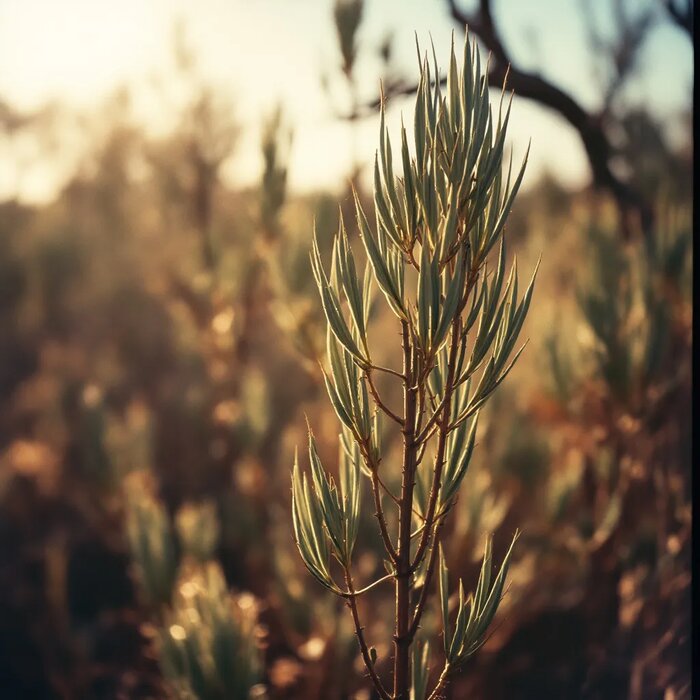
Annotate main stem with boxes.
[394,319,418,700]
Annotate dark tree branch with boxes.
[446,0,653,237]
[352,0,667,237]
[663,0,694,38]
[580,0,658,117]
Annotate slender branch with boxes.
[374,473,433,523]
[368,362,406,381]
[376,471,402,507]
[415,376,427,432]
[343,568,392,700]
[372,463,426,521]
[410,256,475,575]
[366,369,404,426]
[409,318,461,575]
[340,573,394,598]
[415,436,430,468]
[427,663,452,700]
[410,519,430,541]
[415,391,450,444]
[361,438,400,564]
[393,318,420,699]
[416,386,441,456]
[346,418,402,531]
[408,515,448,638]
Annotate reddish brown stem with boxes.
[410,254,477,575]
[408,515,447,638]
[366,369,404,426]
[393,319,419,700]
[361,439,400,565]
[344,568,392,700]
[427,664,451,700]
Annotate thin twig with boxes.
[416,392,451,444]
[369,362,406,380]
[393,318,420,698]
[408,516,447,637]
[340,573,394,598]
[410,317,461,574]
[360,439,400,564]
[427,663,451,700]
[376,471,401,507]
[366,370,404,426]
[343,568,392,700]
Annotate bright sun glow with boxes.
[0,0,693,203]
[0,0,168,108]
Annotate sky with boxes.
[0,0,693,202]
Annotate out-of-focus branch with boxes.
[355,0,679,237]
[581,0,658,117]
[447,0,653,237]
[663,0,694,38]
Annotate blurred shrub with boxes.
[159,562,262,700]
[124,472,178,608]
[176,500,220,563]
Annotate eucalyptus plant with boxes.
[291,34,537,699]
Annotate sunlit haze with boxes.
[0,0,692,202]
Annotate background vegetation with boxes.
[0,1,692,698]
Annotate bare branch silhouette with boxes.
[663,0,694,37]
[352,0,693,237]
